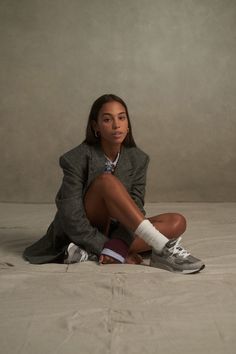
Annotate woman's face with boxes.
[93,101,129,147]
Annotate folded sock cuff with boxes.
[101,239,129,264]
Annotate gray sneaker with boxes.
[64,243,89,264]
[150,237,205,274]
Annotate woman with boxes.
[23,94,205,274]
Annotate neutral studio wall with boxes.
[1,0,236,202]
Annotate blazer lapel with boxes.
[114,146,133,188]
[87,144,106,185]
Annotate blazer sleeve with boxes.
[55,154,108,255]
[130,154,150,215]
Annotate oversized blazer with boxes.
[23,142,150,264]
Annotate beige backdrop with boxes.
[1,0,236,202]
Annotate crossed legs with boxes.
[84,173,186,263]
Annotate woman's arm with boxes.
[55,152,108,255]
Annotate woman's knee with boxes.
[91,173,123,192]
[94,173,117,185]
[172,213,187,236]
[150,212,187,238]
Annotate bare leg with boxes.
[84,173,145,264]
[84,173,187,263]
[84,173,144,232]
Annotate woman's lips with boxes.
[112,132,123,137]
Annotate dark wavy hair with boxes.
[84,94,136,147]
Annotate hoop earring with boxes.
[94,131,100,138]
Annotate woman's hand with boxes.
[125,252,143,264]
[99,254,119,264]
[99,252,143,265]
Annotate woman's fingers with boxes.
[125,252,143,264]
[99,255,104,264]
[99,255,119,264]
[99,253,143,265]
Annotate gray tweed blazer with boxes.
[23,142,149,264]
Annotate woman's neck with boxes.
[100,142,121,161]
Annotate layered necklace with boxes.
[104,153,120,174]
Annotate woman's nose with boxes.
[112,118,120,129]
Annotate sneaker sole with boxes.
[150,260,205,274]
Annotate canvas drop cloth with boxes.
[0,203,236,354]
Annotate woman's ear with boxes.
[91,120,98,132]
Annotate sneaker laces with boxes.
[168,237,190,259]
[79,248,89,262]
[67,243,89,262]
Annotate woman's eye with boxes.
[103,118,111,123]
[119,116,127,120]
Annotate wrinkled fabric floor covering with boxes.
[0,202,236,354]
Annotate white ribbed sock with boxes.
[135,219,169,253]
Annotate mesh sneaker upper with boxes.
[150,237,205,273]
